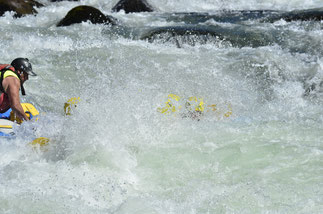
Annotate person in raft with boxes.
[0,58,37,121]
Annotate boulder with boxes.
[57,5,116,27]
[141,26,223,41]
[263,7,323,22]
[282,7,323,22]
[140,26,225,47]
[0,0,43,17]
[140,25,274,48]
[112,0,153,13]
[163,11,279,24]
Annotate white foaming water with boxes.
[0,0,323,213]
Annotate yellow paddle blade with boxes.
[0,125,12,129]
[168,94,180,101]
[186,97,205,112]
[64,97,80,115]
[10,103,40,124]
[30,137,50,147]
[224,104,233,117]
[207,104,217,112]
[21,103,40,116]
[157,94,182,114]
[158,94,233,119]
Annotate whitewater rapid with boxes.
[0,0,322,213]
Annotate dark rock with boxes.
[140,25,274,48]
[304,78,323,97]
[0,0,43,17]
[140,26,225,47]
[157,8,323,25]
[162,11,279,24]
[263,7,323,22]
[141,26,223,41]
[282,7,323,21]
[112,0,153,13]
[57,5,116,27]
[163,8,323,25]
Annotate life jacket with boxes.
[0,64,26,96]
[0,93,10,113]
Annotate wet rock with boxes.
[283,7,323,21]
[140,25,275,48]
[57,5,116,27]
[304,77,323,97]
[0,0,43,17]
[141,26,223,41]
[140,26,225,48]
[264,7,323,22]
[163,11,279,24]
[112,0,153,13]
[164,8,323,25]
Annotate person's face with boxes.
[19,70,29,83]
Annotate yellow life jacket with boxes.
[0,64,25,95]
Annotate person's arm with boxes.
[3,77,29,121]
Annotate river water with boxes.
[0,0,322,213]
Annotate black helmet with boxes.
[11,58,37,76]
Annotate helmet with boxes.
[11,58,37,76]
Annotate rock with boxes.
[282,7,323,22]
[263,7,323,22]
[0,0,43,17]
[163,11,279,24]
[140,26,225,47]
[141,26,223,41]
[57,5,116,27]
[140,25,274,48]
[112,0,153,13]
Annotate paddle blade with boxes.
[21,103,40,116]
[10,103,40,124]
[30,137,50,147]
[64,97,80,115]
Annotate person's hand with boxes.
[25,111,33,120]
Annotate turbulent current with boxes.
[0,0,322,213]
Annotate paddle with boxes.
[1,98,81,148]
[158,94,233,119]
[0,124,13,129]
[64,97,80,115]
[30,137,50,147]
[30,97,80,147]
[9,103,40,124]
